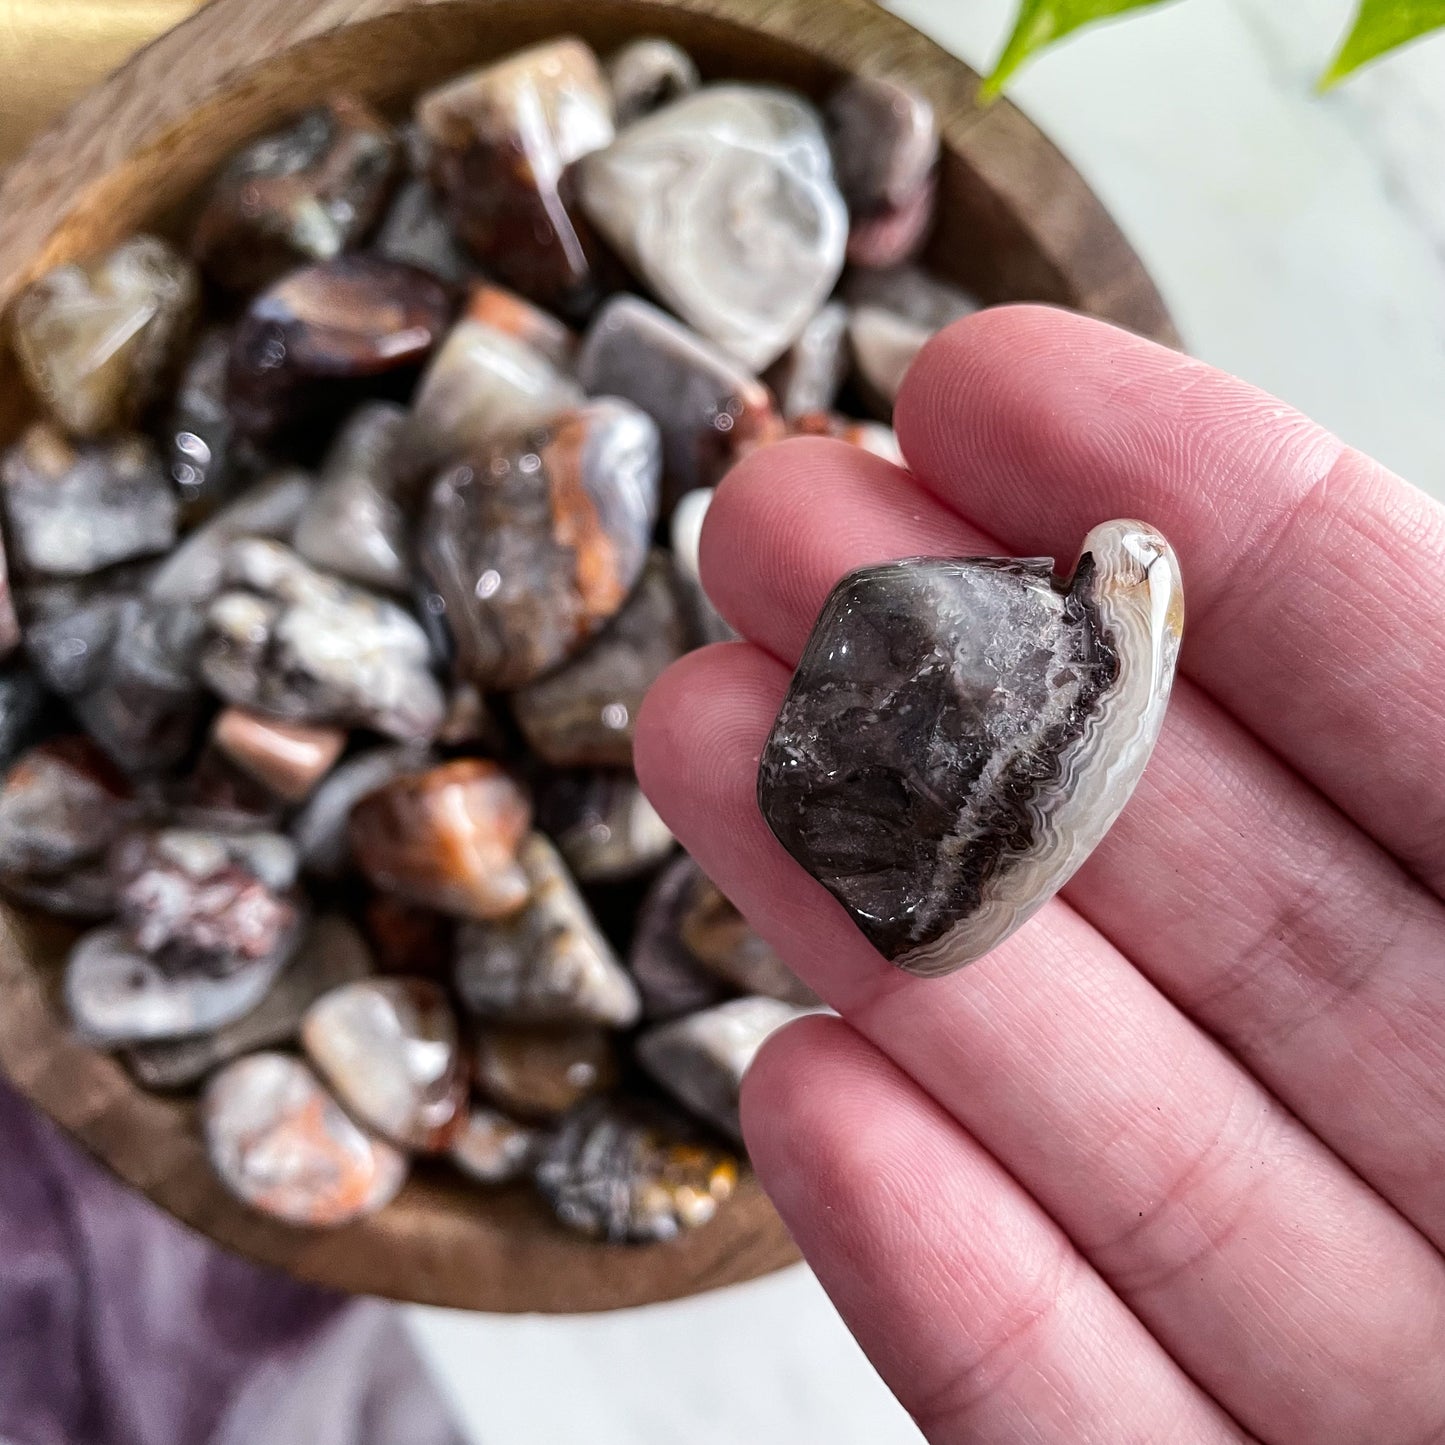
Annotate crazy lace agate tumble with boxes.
[203,1052,407,1226]
[455,833,641,1027]
[578,86,848,371]
[1,425,177,578]
[10,235,199,438]
[535,770,674,883]
[605,37,700,125]
[192,97,399,291]
[348,758,532,921]
[758,522,1184,976]
[450,1106,544,1185]
[302,977,467,1151]
[200,539,446,742]
[473,1024,618,1121]
[416,38,615,316]
[677,872,818,1006]
[418,399,660,690]
[536,1098,738,1243]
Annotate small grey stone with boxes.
[290,744,433,878]
[605,37,700,125]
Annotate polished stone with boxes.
[399,314,583,485]
[66,923,296,1045]
[0,665,48,770]
[454,832,640,1027]
[362,892,456,980]
[669,487,735,646]
[606,37,700,125]
[203,1052,408,1226]
[290,744,433,878]
[193,97,399,291]
[512,551,688,768]
[764,302,850,421]
[578,86,848,371]
[845,170,938,268]
[303,977,466,1151]
[211,709,347,804]
[374,177,475,286]
[535,1098,738,1243]
[200,539,446,741]
[10,235,199,438]
[164,327,248,525]
[677,871,819,1006]
[227,256,453,436]
[450,1105,545,1185]
[109,827,302,975]
[1,425,177,578]
[293,401,411,592]
[758,523,1184,974]
[535,770,675,883]
[576,295,783,506]
[824,75,938,215]
[473,1024,618,1121]
[125,914,374,1090]
[628,855,732,1020]
[349,758,532,920]
[418,399,660,690]
[464,283,577,371]
[0,519,18,660]
[638,996,817,1141]
[416,38,615,316]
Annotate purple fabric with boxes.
[0,1075,468,1445]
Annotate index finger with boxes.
[894,305,1445,895]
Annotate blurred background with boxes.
[3,1,1443,1441]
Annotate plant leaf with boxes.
[982,0,1179,98]
[1321,0,1445,87]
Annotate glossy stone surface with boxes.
[0,522,19,660]
[202,1052,407,1226]
[535,770,674,883]
[473,1025,618,1120]
[193,97,399,291]
[349,758,532,920]
[576,296,782,505]
[109,828,302,975]
[418,399,660,690]
[629,855,732,1020]
[125,914,374,1090]
[0,738,135,908]
[362,893,455,980]
[200,539,446,741]
[399,314,583,485]
[845,170,938,269]
[148,468,313,604]
[290,744,432,878]
[416,38,615,315]
[455,832,640,1026]
[605,37,700,125]
[303,977,466,1151]
[758,522,1184,974]
[669,487,735,646]
[211,709,346,804]
[578,86,848,371]
[164,328,248,525]
[536,1098,738,1243]
[450,1105,543,1185]
[678,871,819,1006]
[824,75,938,215]
[464,283,577,371]
[1,425,177,577]
[638,996,816,1141]
[228,257,452,436]
[66,923,295,1045]
[764,302,849,421]
[373,177,475,286]
[10,235,199,438]
[293,401,410,591]
[512,551,688,768]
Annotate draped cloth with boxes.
[1,6,469,1442]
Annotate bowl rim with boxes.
[0,0,1175,1315]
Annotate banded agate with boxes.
[757,521,1184,976]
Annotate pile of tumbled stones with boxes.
[0,36,979,1241]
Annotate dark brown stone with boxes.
[473,1025,619,1120]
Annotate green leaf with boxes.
[982,0,1179,98]
[1321,0,1445,87]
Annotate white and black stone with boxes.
[758,522,1183,975]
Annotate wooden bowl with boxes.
[0,0,1174,1314]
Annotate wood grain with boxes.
[0,0,1175,1313]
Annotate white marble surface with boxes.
[406,4,1445,1441]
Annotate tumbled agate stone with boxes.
[758,522,1184,976]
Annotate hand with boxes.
[636,306,1445,1445]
